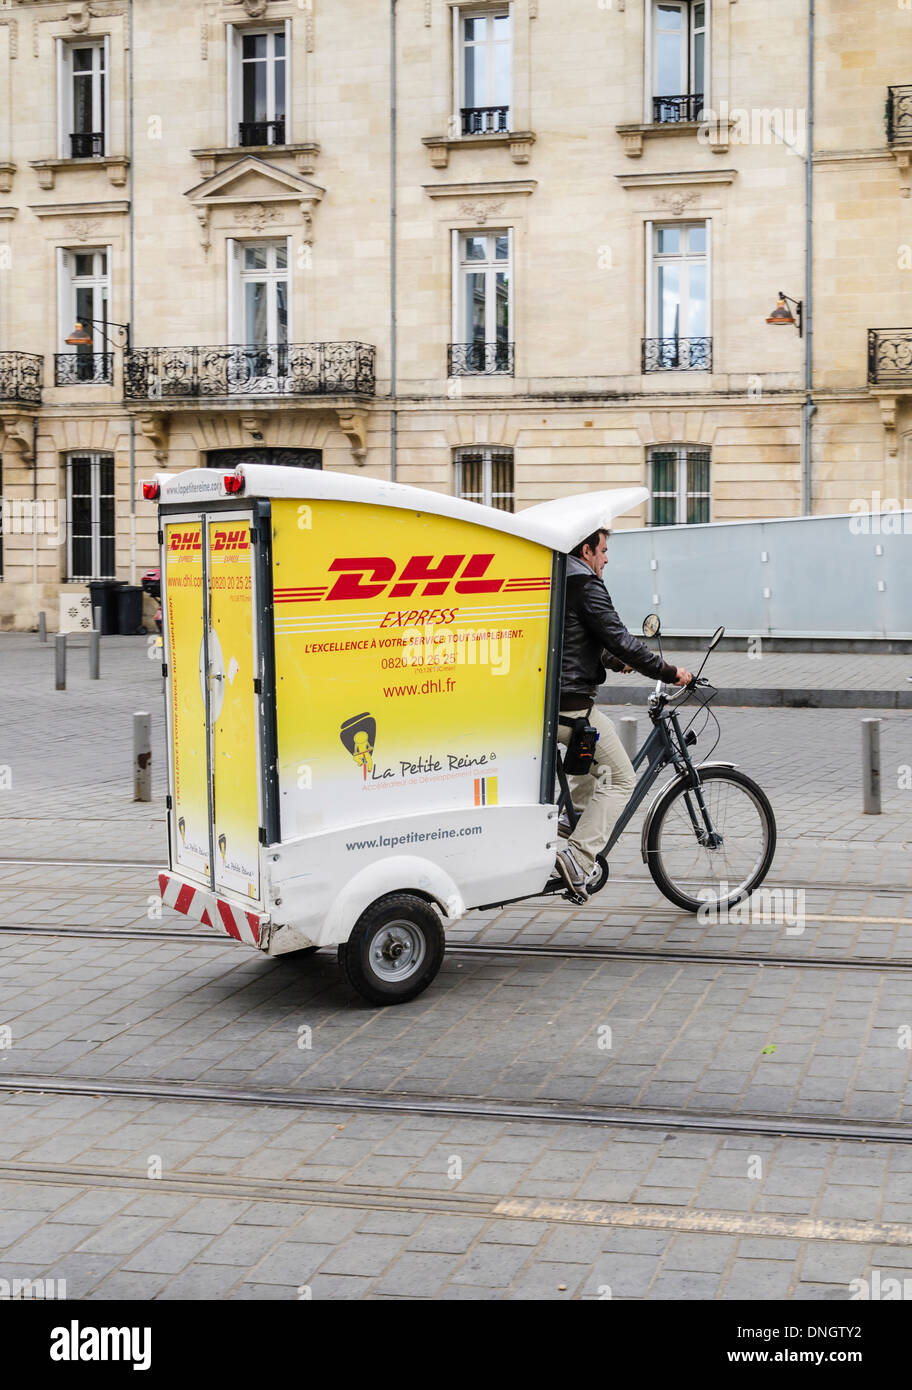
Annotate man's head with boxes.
[571,528,609,578]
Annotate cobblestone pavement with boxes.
[0,634,910,1299]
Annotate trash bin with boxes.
[117,585,146,636]
[88,579,125,635]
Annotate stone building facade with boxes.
[0,0,909,626]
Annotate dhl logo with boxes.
[211,528,251,553]
[274,555,552,604]
[324,554,503,601]
[168,530,201,551]
[168,528,250,553]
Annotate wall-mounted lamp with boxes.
[766,292,803,338]
[66,317,132,351]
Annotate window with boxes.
[650,447,711,525]
[226,238,291,391]
[650,1,707,123]
[58,39,108,157]
[644,221,711,371]
[56,247,112,385]
[228,25,289,146]
[457,9,511,134]
[455,448,514,512]
[450,230,513,375]
[67,453,115,579]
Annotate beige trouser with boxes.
[557,706,637,875]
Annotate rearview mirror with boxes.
[642,613,661,638]
[708,625,724,652]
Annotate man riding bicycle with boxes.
[555,527,692,898]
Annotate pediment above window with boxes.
[185,156,325,251]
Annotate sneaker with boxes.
[557,811,572,839]
[555,846,589,898]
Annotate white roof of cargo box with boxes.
[156,465,647,555]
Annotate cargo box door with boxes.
[207,514,262,903]
[162,517,211,886]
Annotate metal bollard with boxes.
[619,716,638,761]
[93,606,102,633]
[134,712,151,802]
[38,612,46,643]
[862,718,881,815]
[55,633,66,691]
[89,630,100,680]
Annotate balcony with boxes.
[868,329,912,387]
[123,343,376,401]
[55,353,114,386]
[461,106,510,135]
[653,93,704,125]
[0,352,43,405]
[448,342,514,377]
[70,131,105,158]
[887,87,912,144]
[642,337,712,373]
[238,119,285,148]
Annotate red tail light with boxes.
[142,482,160,501]
[224,473,245,494]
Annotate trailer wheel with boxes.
[338,893,445,1006]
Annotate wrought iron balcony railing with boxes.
[0,351,43,405]
[461,106,510,135]
[868,329,912,387]
[652,93,704,125]
[238,119,286,147]
[54,352,113,386]
[123,342,376,400]
[642,337,712,373]
[886,87,912,144]
[448,341,514,376]
[69,131,105,158]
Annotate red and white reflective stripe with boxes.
[158,872,264,947]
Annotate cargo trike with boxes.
[146,465,775,1004]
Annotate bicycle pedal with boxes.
[563,887,589,905]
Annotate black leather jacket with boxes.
[559,555,678,705]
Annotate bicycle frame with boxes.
[556,696,717,859]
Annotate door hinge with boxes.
[161,662,168,678]
[253,677,261,694]
[158,529,164,546]
[258,827,268,845]
[249,528,259,545]
[165,794,172,811]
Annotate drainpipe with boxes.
[127,0,136,581]
[31,416,38,623]
[389,0,397,480]
[802,0,815,515]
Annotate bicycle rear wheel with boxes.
[645,766,776,913]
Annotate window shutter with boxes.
[452,6,460,132]
[103,35,111,155]
[57,247,72,354]
[285,234,293,340]
[644,220,654,345]
[451,227,460,343]
[226,23,238,146]
[284,18,292,140]
[57,38,68,158]
[507,225,514,345]
[226,237,241,341]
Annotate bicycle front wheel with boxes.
[645,766,776,913]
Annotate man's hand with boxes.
[674,667,694,686]
[620,664,633,673]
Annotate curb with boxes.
[596,688,912,710]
